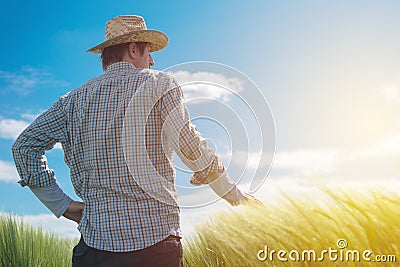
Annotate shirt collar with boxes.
[106,61,136,73]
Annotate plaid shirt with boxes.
[12,62,224,252]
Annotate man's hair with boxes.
[101,42,148,71]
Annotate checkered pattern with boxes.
[12,62,224,252]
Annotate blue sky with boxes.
[1,1,400,237]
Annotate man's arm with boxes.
[12,95,82,220]
[205,172,246,205]
[159,77,252,205]
[206,172,262,205]
[29,183,84,222]
[12,97,67,187]
[29,183,72,218]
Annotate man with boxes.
[12,15,255,266]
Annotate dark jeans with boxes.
[72,235,184,267]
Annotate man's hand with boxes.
[241,193,264,206]
[224,191,264,206]
[206,172,264,206]
[63,200,84,224]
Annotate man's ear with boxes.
[128,42,136,59]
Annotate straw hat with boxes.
[87,15,168,54]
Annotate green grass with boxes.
[183,185,400,266]
[0,215,76,267]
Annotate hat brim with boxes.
[87,29,168,54]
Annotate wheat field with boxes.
[183,184,400,266]
[1,183,399,266]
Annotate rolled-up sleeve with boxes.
[159,78,225,186]
[12,96,68,187]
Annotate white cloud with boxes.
[223,132,400,183]
[0,160,19,183]
[0,116,62,149]
[230,151,264,170]
[54,143,63,149]
[273,149,337,177]
[0,118,29,139]
[20,113,41,121]
[182,83,234,103]
[0,66,69,95]
[353,134,400,158]
[267,134,400,181]
[23,214,80,239]
[168,71,244,102]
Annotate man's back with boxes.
[59,62,179,251]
